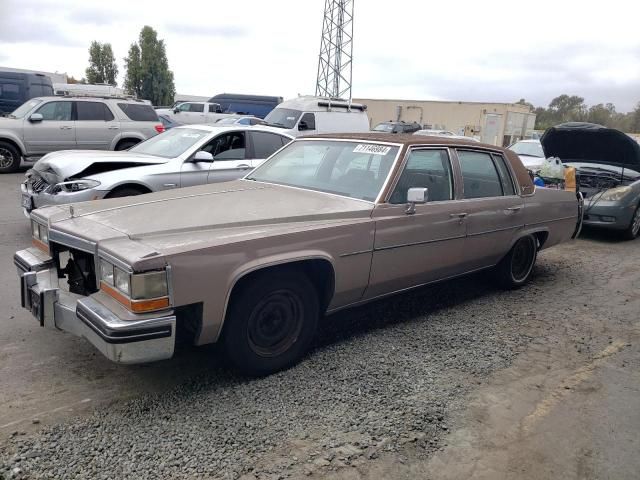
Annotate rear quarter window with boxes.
[117,103,159,122]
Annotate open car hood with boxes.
[541,122,640,169]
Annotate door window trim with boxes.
[382,146,456,204]
[456,148,519,200]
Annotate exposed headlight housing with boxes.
[50,179,101,194]
[99,258,170,313]
[599,186,632,201]
[31,219,49,252]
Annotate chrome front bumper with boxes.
[14,248,176,364]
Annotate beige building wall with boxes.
[354,98,536,146]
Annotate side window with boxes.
[190,103,204,113]
[202,132,246,160]
[76,101,110,121]
[103,104,115,121]
[389,149,453,204]
[300,112,316,130]
[458,150,503,199]
[251,131,287,158]
[117,103,159,121]
[492,154,515,196]
[177,103,191,112]
[36,101,72,121]
[238,118,251,125]
[0,83,21,100]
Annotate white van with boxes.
[263,96,369,137]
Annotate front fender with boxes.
[216,251,337,342]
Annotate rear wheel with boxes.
[115,140,138,151]
[0,141,21,173]
[622,204,640,240]
[494,235,538,289]
[222,269,319,376]
[104,187,147,199]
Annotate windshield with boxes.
[129,127,209,158]
[248,140,400,202]
[373,123,394,132]
[509,141,544,157]
[264,108,301,129]
[10,99,43,119]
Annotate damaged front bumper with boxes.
[20,180,107,214]
[14,248,176,364]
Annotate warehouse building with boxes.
[354,98,536,146]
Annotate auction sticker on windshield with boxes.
[353,144,392,155]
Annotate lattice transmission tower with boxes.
[315,0,354,101]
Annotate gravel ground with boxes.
[0,233,631,480]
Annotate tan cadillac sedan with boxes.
[15,133,583,375]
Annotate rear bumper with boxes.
[14,248,176,364]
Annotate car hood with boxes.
[541,122,640,169]
[41,180,374,263]
[33,150,168,181]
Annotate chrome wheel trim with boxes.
[511,237,536,283]
[0,147,15,169]
[631,207,640,237]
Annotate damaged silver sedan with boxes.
[20,124,292,214]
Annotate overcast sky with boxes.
[1,0,639,111]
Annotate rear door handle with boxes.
[238,164,251,169]
[108,126,119,130]
[449,213,468,218]
[505,206,522,213]
[59,126,72,130]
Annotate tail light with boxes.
[154,124,165,133]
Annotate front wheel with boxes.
[222,269,319,376]
[622,204,640,240]
[494,235,538,289]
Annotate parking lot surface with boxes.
[1,171,639,479]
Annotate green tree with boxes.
[123,26,175,105]
[587,103,615,126]
[548,94,587,123]
[630,103,640,133]
[123,43,143,98]
[85,41,118,85]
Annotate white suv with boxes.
[0,96,164,173]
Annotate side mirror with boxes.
[298,120,308,131]
[173,108,180,114]
[193,151,214,162]
[406,187,428,214]
[29,113,43,123]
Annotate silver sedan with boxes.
[21,125,293,213]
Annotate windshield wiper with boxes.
[266,122,286,128]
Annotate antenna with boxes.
[315,0,354,102]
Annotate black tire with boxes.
[494,235,538,289]
[222,268,319,376]
[104,187,147,199]
[0,141,21,173]
[622,204,640,240]
[115,140,138,151]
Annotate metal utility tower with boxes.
[315,0,354,101]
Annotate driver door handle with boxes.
[238,164,251,169]
[449,213,467,218]
[505,206,522,213]
[59,125,72,130]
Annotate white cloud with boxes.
[0,0,638,110]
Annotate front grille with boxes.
[51,242,98,296]
[27,174,50,194]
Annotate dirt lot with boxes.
[0,171,638,479]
